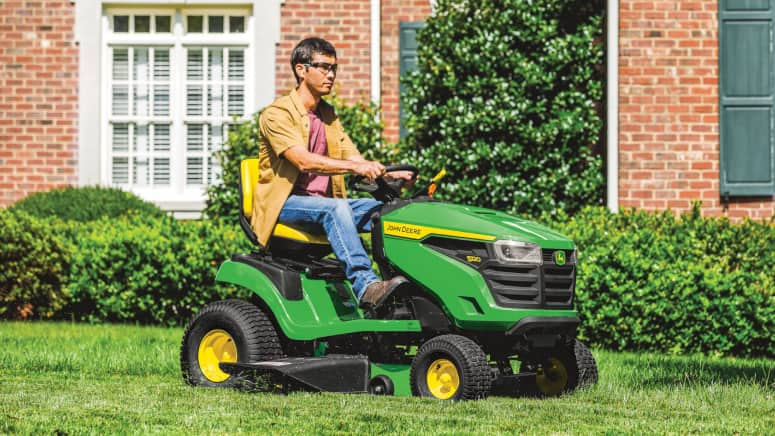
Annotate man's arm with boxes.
[282,146,385,180]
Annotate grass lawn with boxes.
[0,322,773,434]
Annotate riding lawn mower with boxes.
[180,160,598,400]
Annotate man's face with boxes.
[296,53,337,96]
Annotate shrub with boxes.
[0,210,71,319]
[65,214,253,325]
[10,186,165,222]
[399,0,604,217]
[547,206,775,357]
[204,93,388,221]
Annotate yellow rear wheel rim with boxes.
[535,357,568,396]
[426,358,460,400]
[197,329,237,383]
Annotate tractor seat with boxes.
[239,159,331,252]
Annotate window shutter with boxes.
[720,1,775,196]
[399,21,423,139]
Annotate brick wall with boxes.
[379,0,431,143]
[275,0,373,104]
[0,1,78,208]
[619,0,774,219]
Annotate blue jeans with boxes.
[278,195,383,299]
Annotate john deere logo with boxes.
[554,251,566,266]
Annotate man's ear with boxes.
[294,63,307,83]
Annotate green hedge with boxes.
[549,206,774,357]
[64,214,253,325]
[10,186,165,222]
[1,205,772,357]
[0,210,71,319]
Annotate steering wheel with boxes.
[348,164,419,202]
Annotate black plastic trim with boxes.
[232,253,303,300]
[505,316,580,337]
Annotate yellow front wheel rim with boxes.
[535,357,568,396]
[197,329,237,383]
[426,358,460,399]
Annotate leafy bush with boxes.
[400,0,604,217]
[204,94,388,221]
[548,206,775,357]
[0,210,71,319]
[65,214,253,325]
[10,186,165,222]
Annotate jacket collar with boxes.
[289,87,334,123]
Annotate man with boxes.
[251,37,412,308]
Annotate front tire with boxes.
[180,299,284,388]
[520,339,598,396]
[410,334,491,400]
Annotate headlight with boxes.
[493,240,542,265]
[569,249,577,265]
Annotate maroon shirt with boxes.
[292,109,331,197]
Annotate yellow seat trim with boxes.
[240,158,366,246]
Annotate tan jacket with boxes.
[251,89,360,247]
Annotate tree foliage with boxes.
[400,0,605,217]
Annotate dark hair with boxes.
[290,37,337,84]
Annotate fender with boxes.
[215,260,421,340]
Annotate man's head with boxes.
[291,37,338,95]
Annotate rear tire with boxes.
[519,339,597,397]
[180,299,284,388]
[410,334,491,401]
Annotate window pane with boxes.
[133,48,149,81]
[134,124,149,153]
[187,49,203,80]
[208,16,224,33]
[208,49,223,81]
[187,157,204,185]
[112,85,129,115]
[187,85,203,116]
[187,124,204,151]
[153,124,171,152]
[228,49,244,80]
[153,85,170,116]
[227,85,244,116]
[134,157,150,185]
[229,16,245,33]
[114,15,129,33]
[155,16,171,33]
[112,48,129,80]
[208,85,223,117]
[135,16,151,33]
[153,158,170,186]
[112,123,129,152]
[112,157,129,184]
[187,15,203,33]
[134,84,149,116]
[153,49,170,80]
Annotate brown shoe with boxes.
[359,276,409,309]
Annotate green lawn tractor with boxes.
[180,159,598,400]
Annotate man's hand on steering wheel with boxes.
[352,160,386,181]
[348,163,419,202]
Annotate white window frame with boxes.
[100,5,255,208]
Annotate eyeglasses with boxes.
[304,62,338,75]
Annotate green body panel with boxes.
[215,261,421,340]
[381,202,577,330]
[370,363,412,397]
[383,202,575,249]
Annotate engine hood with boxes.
[380,201,574,250]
